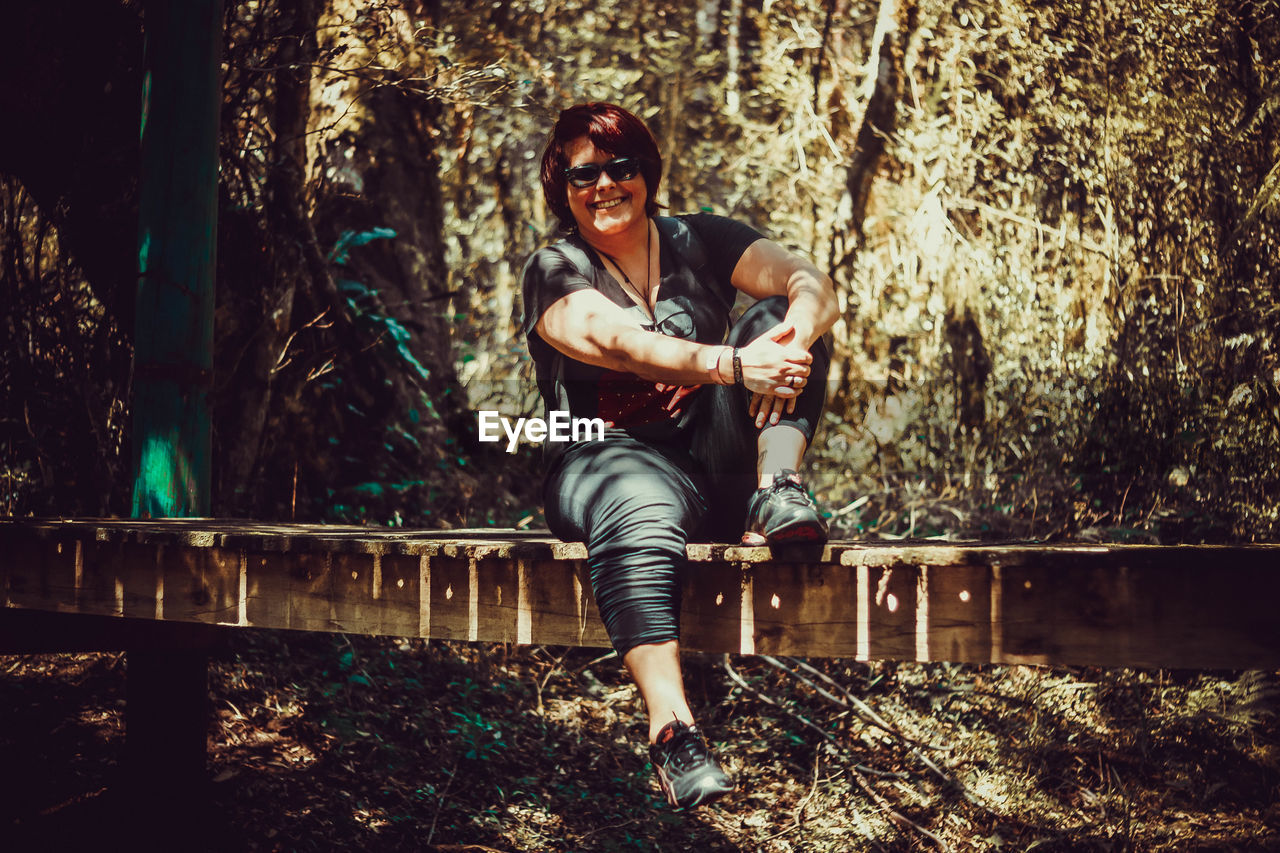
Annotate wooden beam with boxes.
[2,519,1279,669]
[0,609,223,655]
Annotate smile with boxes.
[591,197,627,211]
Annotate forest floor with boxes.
[2,632,1278,852]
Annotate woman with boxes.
[521,103,838,809]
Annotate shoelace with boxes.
[661,728,710,772]
[767,474,807,499]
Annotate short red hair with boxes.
[539,102,663,232]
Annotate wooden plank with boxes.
[522,558,608,648]
[159,545,241,625]
[286,551,336,632]
[920,564,992,663]
[863,563,918,662]
[681,560,747,653]
[995,556,1280,669]
[3,535,78,612]
[4,520,1280,667]
[378,553,422,637]
[425,555,471,641]
[332,552,378,633]
[119,543,165,620]
[472,556,520,645]
[245,551,339,632]
[243,550,286,628]
[750,561,860,657]
[78,541,133,618]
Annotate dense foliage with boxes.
[2,0,1279,540]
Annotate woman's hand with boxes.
[736,320,810,391]
[739,320,813,428]
[749,389,795,428]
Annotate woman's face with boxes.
[564,136,648,242]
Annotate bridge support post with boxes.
[125,645,210,826]
[125,0,224,830]
[0,610,224,841]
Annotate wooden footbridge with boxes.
[4,517,1278,669]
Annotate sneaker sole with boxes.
[655,768,734,809]
[765,519,828,543]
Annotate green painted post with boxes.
[131,0,222,518]
[127,0,223,826]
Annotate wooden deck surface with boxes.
[2,518,1278,668]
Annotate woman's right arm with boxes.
[536,289,811,395]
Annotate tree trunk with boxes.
[293,0,473,523]
[214,0,321,513]
[725,0,744,114]
[829,0,912,419]
[845,0,905,248]
[696,0,720,55]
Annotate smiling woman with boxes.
[538,104,664,236]
[520,102,840,810]
[563,140,650,249]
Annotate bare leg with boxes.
[624,640,694,743]
[755,424,808,487]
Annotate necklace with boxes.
[598,222,653,313]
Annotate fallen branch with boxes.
[723,655,844,758]
[765,655,959,789]
[846,763,954,853]
[783,657,952,754]
[723,654,947,852]
[424,755,460,847]
[534,646,571,717]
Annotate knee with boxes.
[587,494,698,557]
[586,513,689,600]
[728,295,789,344]
[587,535,685,656]
[729,297,829,364]
[590,520,687,569]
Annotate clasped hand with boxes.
[738,321,812,428]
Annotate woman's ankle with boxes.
[649,712,695,744]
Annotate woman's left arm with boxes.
[731,238,838,351]
[731,238,838,426]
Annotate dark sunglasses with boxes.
[564,157,642,188]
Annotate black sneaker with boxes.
[649,719,734,809]
[743,469,828,544]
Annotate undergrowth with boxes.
[3,635,1277,851]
